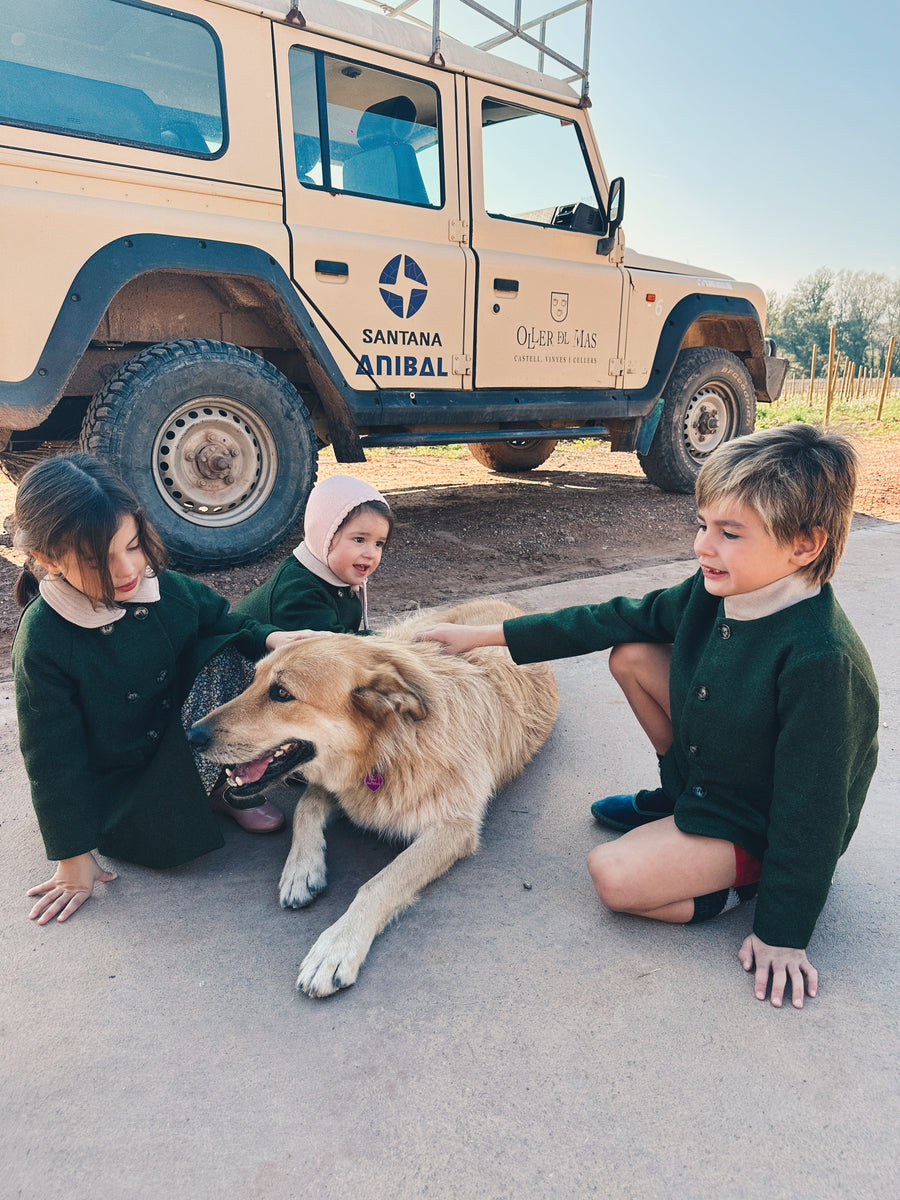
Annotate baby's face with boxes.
[694,500,808,597]
[327,512,390,586]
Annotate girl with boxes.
[234,474,392,633]
[12,453,309,925]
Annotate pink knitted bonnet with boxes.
[302,474,389,567]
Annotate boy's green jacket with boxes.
[503,571,879,949]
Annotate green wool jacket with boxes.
[503,571,879,948]
[233,555,364,633]
[13,571,278,868]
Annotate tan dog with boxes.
[190,600,558,997]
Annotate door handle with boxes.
[315,260,349,277]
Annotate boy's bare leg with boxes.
[588,816,736,922]
[608,643,674,756]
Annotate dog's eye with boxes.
[269,682,294,703]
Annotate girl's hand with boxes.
[265,629,335,650]
[738,934,818,1008]
[415,623,505,655]
[27,853,118,925]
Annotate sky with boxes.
[346,0,900,298]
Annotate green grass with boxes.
[757,391,900,437]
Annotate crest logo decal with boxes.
[550,292,569,322]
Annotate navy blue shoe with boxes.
[590,788,674,832]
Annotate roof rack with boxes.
[354,0,592,103]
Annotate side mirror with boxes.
[597,176,625,255]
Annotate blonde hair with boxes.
[695,424,857,586]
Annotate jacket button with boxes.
[133,607,149,620]
[718,623,731,639]
[688,744,699,757]
[161,698,172,711]
[695,685,709,701]
[146,729,159,741]
[156,669,168,683]
[100,624,115,635]
[126,691,140,703]
[692,784,708,798]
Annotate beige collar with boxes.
[39,570,161,629]
[723,571,820,621]
[294,542,358,592]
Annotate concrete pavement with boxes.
[1,521,898,1199]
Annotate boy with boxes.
[421,424,879,1009]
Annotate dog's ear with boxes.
[352,663,428,723]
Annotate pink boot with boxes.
[210,787,285,833]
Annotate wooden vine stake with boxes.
[806,344,817,407]
[824,327,836,425]
[876,335,895,421]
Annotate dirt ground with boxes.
[1,432,898,679]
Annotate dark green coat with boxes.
[504,571,880,948]
[13,571,277,868]
[233,555,364,633]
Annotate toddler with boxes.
[234,474,392,632]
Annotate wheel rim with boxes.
[681,383,737,462]
[152,397,278,527]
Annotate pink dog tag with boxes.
[365,772,384,792]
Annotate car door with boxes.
[274,27,472,395]
[466,79,626,391]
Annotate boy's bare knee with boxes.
[588,844,633,912]
[608,642,640,683]
[609,641,667,685]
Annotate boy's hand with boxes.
[415,623,505,655]
[27,853,118,925]
[738,934,818,1008]
[265,629,335,649]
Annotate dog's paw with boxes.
[279,859,327,909]
[296,920,367,998]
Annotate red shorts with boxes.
[734,843,763,886]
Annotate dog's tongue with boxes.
[232,752,273,784]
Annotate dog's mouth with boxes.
[223,739,316,803]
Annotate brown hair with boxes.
[695,423,857,586]
[13,453,167,607]
[336,499,395,547]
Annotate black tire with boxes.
[467,437,558,472]
[80,339,318,569]
[637,348,756,493]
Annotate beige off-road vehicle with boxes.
[0,0,786,567]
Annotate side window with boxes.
[0,0,224,156]
[481,99,600,224]
[289,47,441,207]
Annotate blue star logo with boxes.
[379,254,428,319]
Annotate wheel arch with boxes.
[0,234,365,459]
[640,292,770,407]
[678,310,775,404]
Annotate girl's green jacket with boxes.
[13,571,278,868]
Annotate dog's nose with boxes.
[187,721,211,748]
